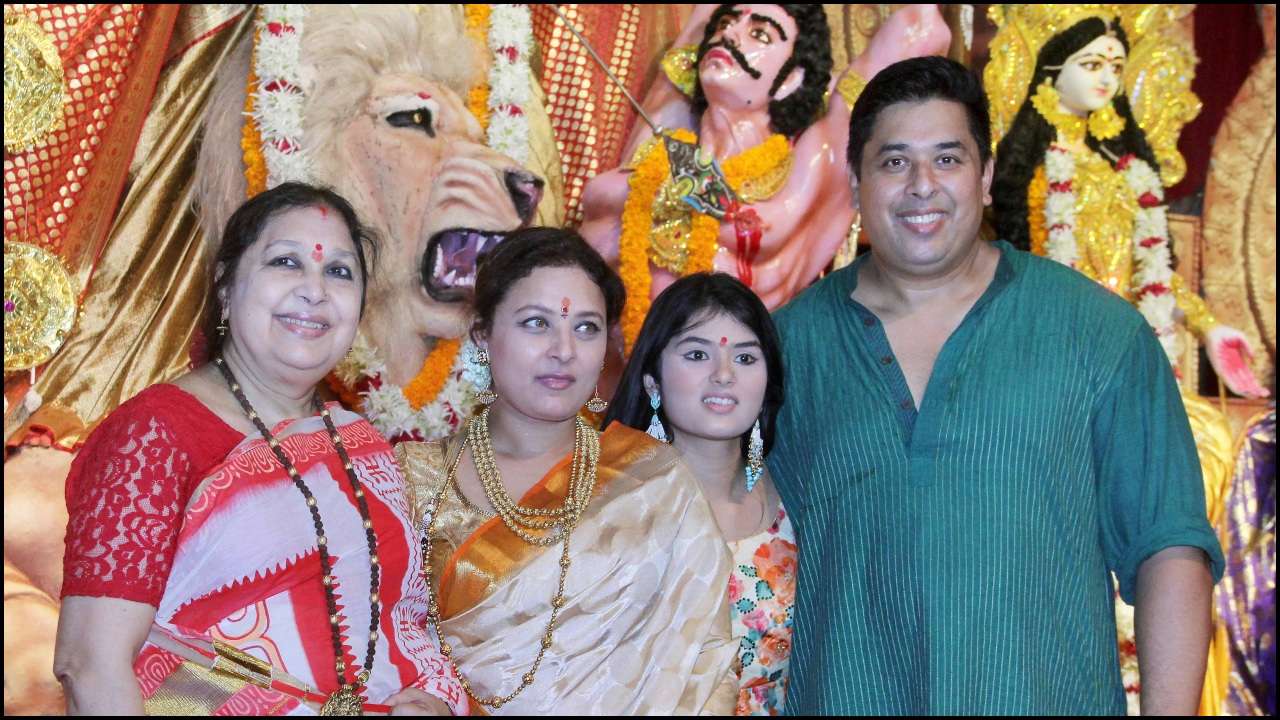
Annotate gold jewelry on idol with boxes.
[1087,101,1124,140]
[474,348,497,405]
[1030,79,1086,145]
[421,407,600,708]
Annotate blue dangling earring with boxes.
[646,390,668,443]
[745,419,763,492]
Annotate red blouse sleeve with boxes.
[61,384,242,606]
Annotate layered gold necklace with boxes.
[421,408,600,709]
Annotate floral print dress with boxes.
[727,503,797,715]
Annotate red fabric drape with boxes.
[1168,4,1265,201]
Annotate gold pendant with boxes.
[319,686,364,716]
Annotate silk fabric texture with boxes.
[398,423,739,715]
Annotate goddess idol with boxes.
[985,4,1267,713]
[987,4,1267,401]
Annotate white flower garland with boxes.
[485,5,533,164]
[254,5,534,440]
[1042,144,1179,364]
[358,338,489,443]
[253,5,310,186]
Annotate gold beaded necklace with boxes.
[421,408,600,709]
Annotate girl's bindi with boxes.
[720,336,728,347]
[561,297,571,319]
[312,243,325,262]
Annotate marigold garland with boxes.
[240,40,267,197]
[464,4,492,131]
[402,338,461,410]
[1027,165,1048,257]
[618,131,791,353]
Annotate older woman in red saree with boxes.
[55,185,462,715]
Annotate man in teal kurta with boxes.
[768,57,1223,715]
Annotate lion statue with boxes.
[197,4,548,394]
[4,7,551,713]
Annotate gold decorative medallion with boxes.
[319,686,363,716]
[3,12,66,152]
[4,242,77,371]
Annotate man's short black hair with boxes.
[846,56,991,180]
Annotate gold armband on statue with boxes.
[1171,273,1218,339]
[661,45,698,98]
[836,71,868,109]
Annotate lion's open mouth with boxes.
[421,228,507,302]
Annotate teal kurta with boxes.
[768,241,1224,715]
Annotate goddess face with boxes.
[699,4,803,112]
[1054,33,1126,115]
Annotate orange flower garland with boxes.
[240,39,267,197]
[618,131,791,353]
[465,4,491,132]
[402,338,462,410]
[1027,164,1048,257]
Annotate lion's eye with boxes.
[386,108,435,138]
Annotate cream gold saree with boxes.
[397,423,738,715]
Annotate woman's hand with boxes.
[1205,324,1270,398]
[385,687,452,716]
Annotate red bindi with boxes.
[317,206,328,218]
[720,336,728,346]
[561,297,571,319]
[417,91,432,99]
[312,243,324,262]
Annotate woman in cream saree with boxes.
[397,228,737,715]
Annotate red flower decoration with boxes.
[1116,154,1136,171]
[1139,236,1163,248]
[1137,192,1161,208]
[1140,282,1170,296]
[1048,180,1073,193]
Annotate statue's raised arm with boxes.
[580,4,950,350]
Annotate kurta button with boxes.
[881,356,893,365]
[863,316,875,326]
[900,399,913,410]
